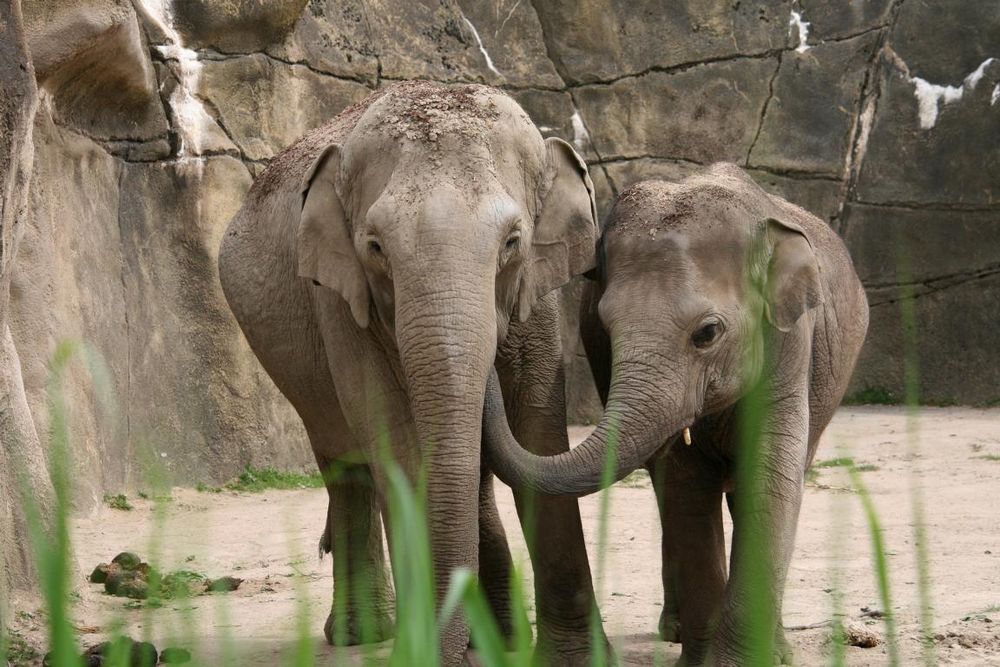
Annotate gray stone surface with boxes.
[169,0,309,53]
[10,115,129,508]
[749,33,878,176]
[265,1,378,84]
[855,57,1000,207]
[852,0,1000,207]
[1,0,53,631]
[574,58,777,163]
[24,0,168,143]
[798,0,894,42]
[530,0,793,84]
[120,156,312,478]
[198,54,370,161]
[842,203,1000,404]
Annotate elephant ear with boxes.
[518,137,599,322]
[762,217,823,332]
[298,144,371,328]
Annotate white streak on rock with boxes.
[570,110,591,152]
[789,10,811,53]
[966,58,996,89]
[992,84,1000,106]
[462,16,501,76]
[908,57,997,129]
[844,95,876,183]
[910,78,962,129]
[537,125,556,132]
[138,0,214,156]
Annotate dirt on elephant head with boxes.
[607,168,765,238]
[607,180,691,236]
[371,80,502,145]
[251,81,508,200]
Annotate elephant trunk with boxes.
[484,346,691,497]
[392,269,496,657]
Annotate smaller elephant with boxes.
[483,163,869,666]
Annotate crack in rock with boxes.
[867,265,1000,307]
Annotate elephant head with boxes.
[484,163,823,495]
[298,81,597,458]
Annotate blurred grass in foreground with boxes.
[1,336,934,667]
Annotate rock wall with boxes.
[5,0,998,523]
[1,0,53,633]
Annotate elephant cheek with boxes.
[368,276,395,329]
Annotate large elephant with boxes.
[484,163,869,666]
[218,81,608,666]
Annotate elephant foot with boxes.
[468,615,521,652]
[672,627,792,667]
[773,626,794,665]
[461,649,486,667]
[323,606,394,646]
[673,642,709,667]
[658,608,682,643]
[534,627,616,667]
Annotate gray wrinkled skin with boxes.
[484,163,869,666]
[218,81,610,667]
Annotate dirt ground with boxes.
[11,406,1000,665]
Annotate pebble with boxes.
[111,552,142,570]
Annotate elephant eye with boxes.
[368,239,383,256]
[692,320,723,349]
[499,232,521,269]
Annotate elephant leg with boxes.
[317,453,395,646]
[726,492,793,665]
[773,622,793,666]
[647,460,680,643]
[496,295,610,667]
[709,391,810,666]
[477,472,518,644]
[724,492,794,666]
[649,441,727,667]
[373,445,481,667]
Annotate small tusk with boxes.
[683,427,692,446]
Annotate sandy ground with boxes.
[10,407,1000,666]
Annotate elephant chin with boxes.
[482,366,690,497]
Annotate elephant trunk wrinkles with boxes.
[395,275,496,436]
[484,350,690,496]
[393,273,495,599]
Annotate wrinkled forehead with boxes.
[603,182,753,286]
[348,84,541,165]
[341,83,544,212]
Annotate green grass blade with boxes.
[896,246,936,665]
[589,415,619,667]
[848,468,899,666]
[440,568,510,667]
[508,562,533,667]
[384,458,438,667]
